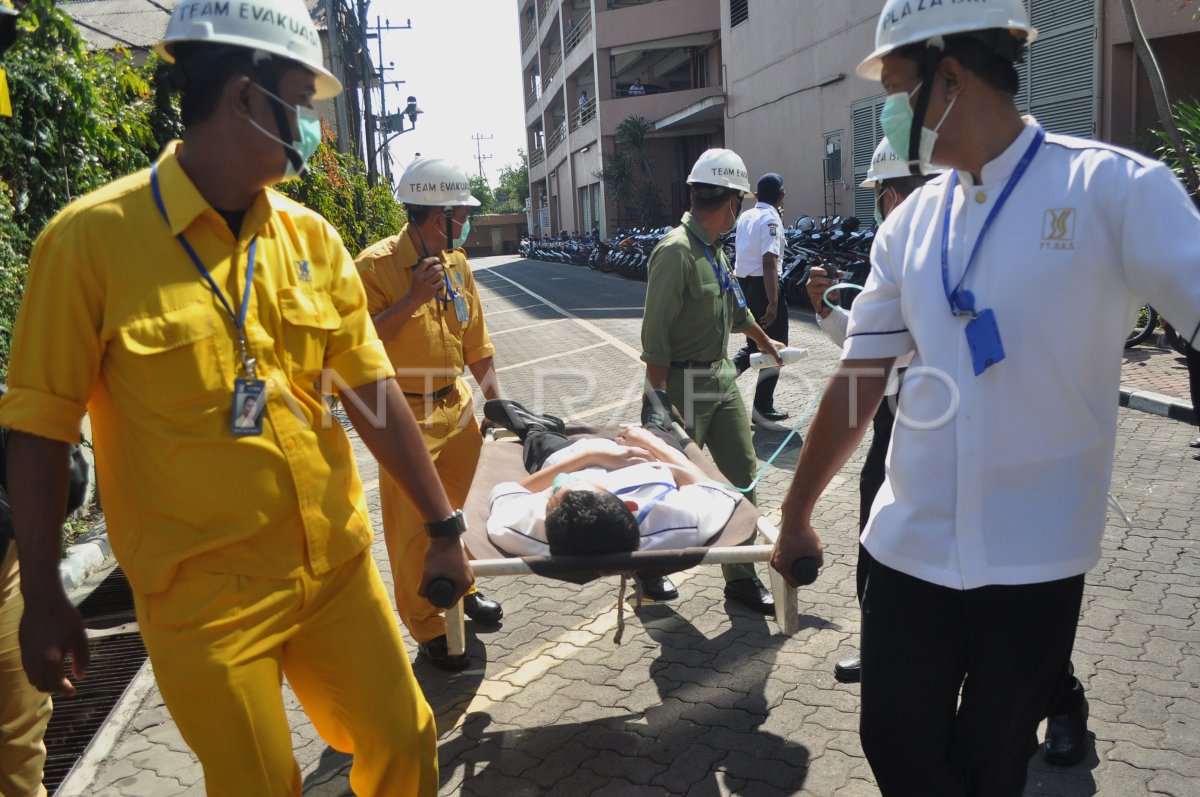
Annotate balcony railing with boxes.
[564,14,592,55]
[530,147,546,167]
[546,123,566,155]
[521,24,536,53]
[543,50,562,83]
[569,97,597,132]
[525,88,538,110]
[538,0,553,25]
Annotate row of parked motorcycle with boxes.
[518,214,875,309]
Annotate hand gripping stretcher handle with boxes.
[426,578,458,609]
[791,557,819,586]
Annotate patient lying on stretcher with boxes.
[483,400,741,558]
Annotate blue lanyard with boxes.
[615,482,676,524]
[685,227,731,292]
[151,164,259,376]
[941,128,1044,317]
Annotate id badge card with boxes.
[965,308,1006,376]
[231,377,267,436]
[730,278,747,309]
[453,294,470,323]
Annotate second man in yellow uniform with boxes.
[356,158,503,670]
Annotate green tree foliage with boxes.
[276,125,407,254]
[493,150,529,214]
[596,116,660,227]
[468,173,496,215]
[0,0,167,377]
[1149,101,1200,199]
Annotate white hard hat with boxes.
[857,0,1037,80]
[158,0,342,100]
[687,148,752,193]
[0,4,16,17]
[859,138,941,187]
[395,158,481,207]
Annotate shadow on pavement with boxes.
[437,607,812,795]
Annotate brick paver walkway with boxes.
[60,257,1199,796]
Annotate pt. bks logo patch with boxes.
[1040,209,1076,250]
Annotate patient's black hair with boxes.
[545,490,640,556]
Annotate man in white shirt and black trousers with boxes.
[733,173,790,427]
[771,1,1200,794]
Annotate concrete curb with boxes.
[1119,386,1197,426]
[60,522,112,596]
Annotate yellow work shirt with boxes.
[354,224,494,395]
[0,143,394,595]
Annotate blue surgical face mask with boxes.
[249,83,322,180]
[879,82,956,170]
[453,217,472,249]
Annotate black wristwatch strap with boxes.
[425,509,467,539]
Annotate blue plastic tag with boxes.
[731,278,747,309]
[965,308,1005,376]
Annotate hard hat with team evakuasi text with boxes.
[859,138,941,187]
[687,149,752,193]
[857,0,1037,80]
[157,0,342,99]
[395,158,481,207]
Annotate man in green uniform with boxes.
[639,148,782,612]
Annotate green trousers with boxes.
[667,360,757,582]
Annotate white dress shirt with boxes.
[843,118,1200,590]
[486,440,742,557]
[734,202,784,278]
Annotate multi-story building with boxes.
[518,2,1199,236]
[721,0,1200,224]
[518,0,726,238]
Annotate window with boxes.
[1016,0,1096,138]
[851,95,887,224]
[730,0,748,27]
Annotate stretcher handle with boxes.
[791,557,819,586]
[427,578,458,609]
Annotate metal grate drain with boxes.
[75,565,135,629]
[43,565,147,794]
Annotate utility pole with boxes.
[369,15,412,185]
[471,133,494,180]
[356,0,377,184]
[325,0,351,153]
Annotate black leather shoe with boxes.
[754,407,790,422]
[417,635,470,672]
[634,573,678,601]
[834,653,862,683]
[483,399,564,437]
[1190,437,1200,448]
[1044,688,1089,766]
[723,575,775,615]
[463,592,503,624]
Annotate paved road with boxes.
[66,256,1200,796]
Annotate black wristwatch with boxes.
[425,509,467,539]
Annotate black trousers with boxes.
[1186,338,1199,427]
[732,275,790,412]
[859,553,1085,797]
[520,426,683,474]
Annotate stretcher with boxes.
[445,425,801,656]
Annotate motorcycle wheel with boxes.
[1126,304,1157,349]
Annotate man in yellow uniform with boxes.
[356,157,503,671]
[0,1,472,795]
[0,7,55,796]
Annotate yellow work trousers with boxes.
[381,380,482,644]
[134,548,436,797]
[0,544,50,797]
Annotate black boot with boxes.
[1044,680,1089,766]
[483,399,565,438]
[463,592,503,624]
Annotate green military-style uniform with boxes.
[641,212,757,581]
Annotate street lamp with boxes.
[381,96,423,144]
